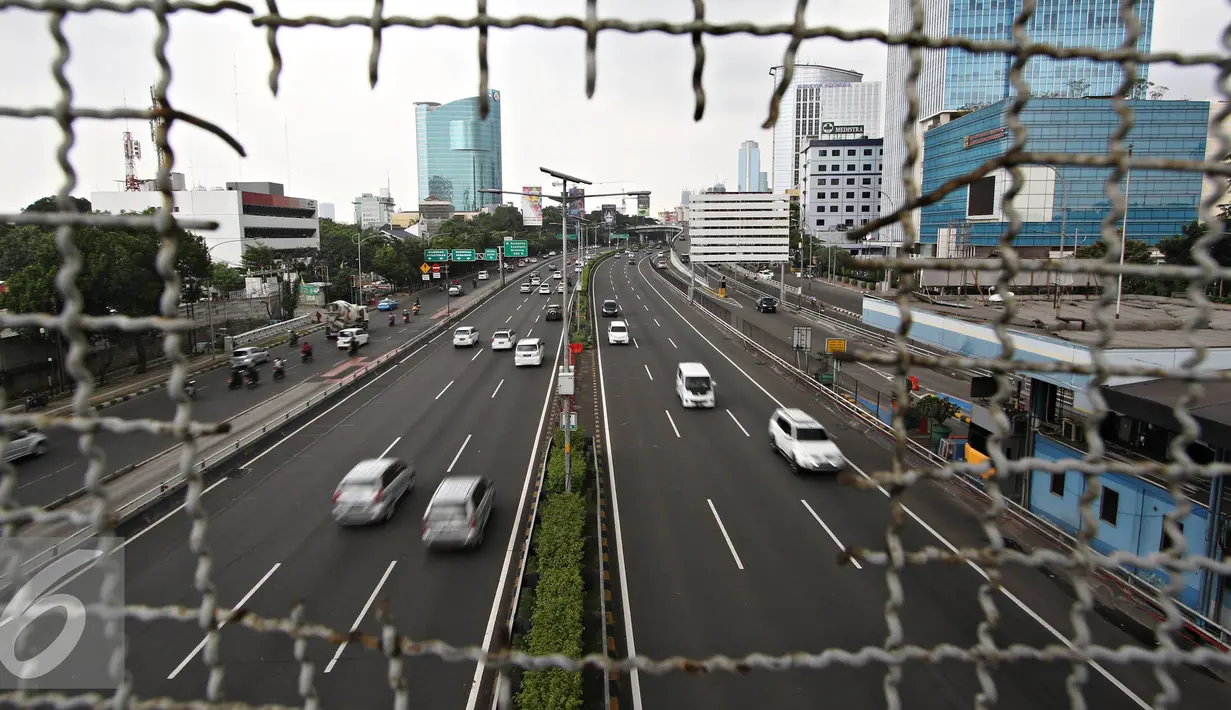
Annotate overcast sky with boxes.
[0,0,1225,219]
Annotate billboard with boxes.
[602,203,617,228]
[567,187,585,220]
[521,186,543,226]
[636,193,650,217]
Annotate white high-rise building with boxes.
[687,192,790,264]
[353,188,396,228]
[768,64,883,194]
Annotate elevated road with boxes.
[593,254,1226,710]
[112,259,571,708]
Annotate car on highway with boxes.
[538,283,552,295]
[545,304,562,321]
[627,256,636,265]
[520,282,533,293]
[675,362,716,408]
[530,274,541,285]
[422,475,495,550]
[601,299,620,317]
[491,329,516,351]
[332,458,415,526]
[680,254,691,264]
[758,268,774,280]
[453,326,480,348]
[557,283,566,293]
[377,297,399,311]
[4,427,48,462]
[336,328,370,349]
[756,296,778,313]
[448,284,464,297]
[514,338,545,367]
[769,407,846,473]
[607,320,629,345]
[477,270,489,280]
[656,259,667,269]
[230,346,270,368]
[552,271,562,280]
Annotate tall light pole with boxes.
[204,238,246,355]
[1115,144,1133,320]
[350,200,384,305]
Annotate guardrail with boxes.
[228,314,312,348]
[648,261,1231,651]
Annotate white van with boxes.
[514,338,545,367]
[675,362,715,408]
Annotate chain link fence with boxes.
[0,1,1228,709]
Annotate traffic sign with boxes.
[425,249,450,262]
[422,274,430,281]
[452,249,476,262]
[558,412,578,431]
[419,263,431,274]
[431,264,441,274]
[505,240,528,258]
[483,248,498,261]
[825,338,847,354]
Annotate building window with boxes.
[847,149,856,156]
[845,205,855,212]
[830,192,839,199]
[817,179,825,187]
[860,218,868,225]
[816,218,826,226]
[844,218,854,226]
[863,148,873,156]
[818,150,827,156]
[817,165,826,172]
[846,179,855,185]
[816,192,824,200]
[862,178,872,185]
[829,206,838,212]
[816,205,824,212]
[863,164,872,171]
[862,191,871,198]
[861,205,871,212]
[831,164,840,172]
[830,179,840,185]
[846,192,855,199]
[877,164,882,171]
[1099,487,1120,526]
[847,164,856,171]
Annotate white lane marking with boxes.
[471,348,483,361]
[664,410,680,438]
[667,337,676,348]
[636,293,641,299]
[643,365,653,381]
[447,434,472,473]
[516,303,523,310]
[706,499,744,570]
[636,258,1152,710]
[324,560,396,673]
[632,337,639,349]
[535,315,540,323]
[430,330,444,343]
[643,304,649,311]
[168,563,281,678]
[435,380,454,400]
[505,315,512,324]
[491,379,504,399]
[379,437,401,458]
[801,500,863,570]
[398,343,428,364]
[467,297,570,710]
[654,318,661,328]
[725,409,749,437]
[527,329,534,337]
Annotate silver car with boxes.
[332,458,415,526]
[3,428,48,463]
[231,346,270,368]
[422,475,495,549]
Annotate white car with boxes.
[769,407,846,473]
[4,428,48,462]
[449,284,463,296]
[336,328,370,349]
[552,271,562,280]
[520,282,532,294]
[477,270,489,280]
[530,275,541,285]
[538,284,552,295]
[514,338,545,367]
[758,269,774,280]
[557,283,565,293]
[491,329,516,350]
[453,326,480,348]
[607,320,629,345]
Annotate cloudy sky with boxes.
[0,0,1224,219]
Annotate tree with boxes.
[0,224,54,280]
[1066,79,1090,98]
[280,279,299,319]
[22,195,91,214]
[1128,79,1169,100]
[241,243,280,271]
[913,394,961,427]
[1074,237,1155,264]
[1157,220,1231,267]
[211,262,244,293]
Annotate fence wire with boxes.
[0,1,1227,709]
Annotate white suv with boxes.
[336,329,369,349]
[768,407,846,473]
[477,270,489,280]
[453,326,480,348]
[607,320,629,345]
[491,329,516,351]
[514,338,545,367]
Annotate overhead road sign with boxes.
[483,248,499,261]
[425,249,450,262]
[505,240,528,258]
[452,249,476,262]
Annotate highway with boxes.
[11,270,532,508]
[594,254,1226,710]
[115,260,570,707]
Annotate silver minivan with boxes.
[231,346,270,368]
[422,475,495,549]
[332,458,415,526]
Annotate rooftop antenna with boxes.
[121,90,142,191]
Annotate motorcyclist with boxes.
[389,313,396,326]
[301,341,313,356]
[273,357,286,373]
[348,339,359,356]
[184,380,196,398]
[229,365,246,388]
[414,296,420,307]
[245,366,260,385]
[402,309,410,323]
[472,278,477,289]
[289,331,299,346]
[412,303,420,316]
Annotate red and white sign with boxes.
[431,264,441,274]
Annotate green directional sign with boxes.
[452,249,477,262]
[425,249,450,262]
[612,233,630,241]
[483,248,498,261]
[505,240,528,258]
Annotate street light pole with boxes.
[1115,144,1133,320]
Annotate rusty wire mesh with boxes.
[0,0,1228,709]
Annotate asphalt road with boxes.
[593,254,1227,710]
[11,267,536,509]
[113,258,572,708]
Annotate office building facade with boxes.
[353,188,396,228]
[414,89,503,212]
[769,64,883,194]
[687,192,790,263]
[800,138,885,244]
[737,140,770,192]
[919,98,1213,255]
[881,0,1157,242]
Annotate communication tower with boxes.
[122,131,142,191]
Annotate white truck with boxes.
[324,300,370,339]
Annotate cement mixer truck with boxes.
[324,300,370,339]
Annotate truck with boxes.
[324,300,370,339]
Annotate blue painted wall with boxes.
[1031,434,1208,609]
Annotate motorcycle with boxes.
[389,314,395,327]
[184,380,197,399]
[289,331,299,346]
[301,349,314,364]
[244,370,259,388]
[413,304,420,316]
[228,370,244,389]
[23,391,49,411]
[402,312,410,323]
[349,342,359,357]
[273,362,286,380]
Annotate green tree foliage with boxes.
[1074,237,1155,264]
[913,394,961,426]
[22,195,91,214]
[241,243,281,271]
[1157,220,1231,267]
[280,279,299,319]
[210,263,245,293]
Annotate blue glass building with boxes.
[919,98,1211,251]
[414,90,503,212]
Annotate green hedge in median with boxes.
[518,430,589,710]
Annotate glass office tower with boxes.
[880,0,1156,241]
[414,90,504,212]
